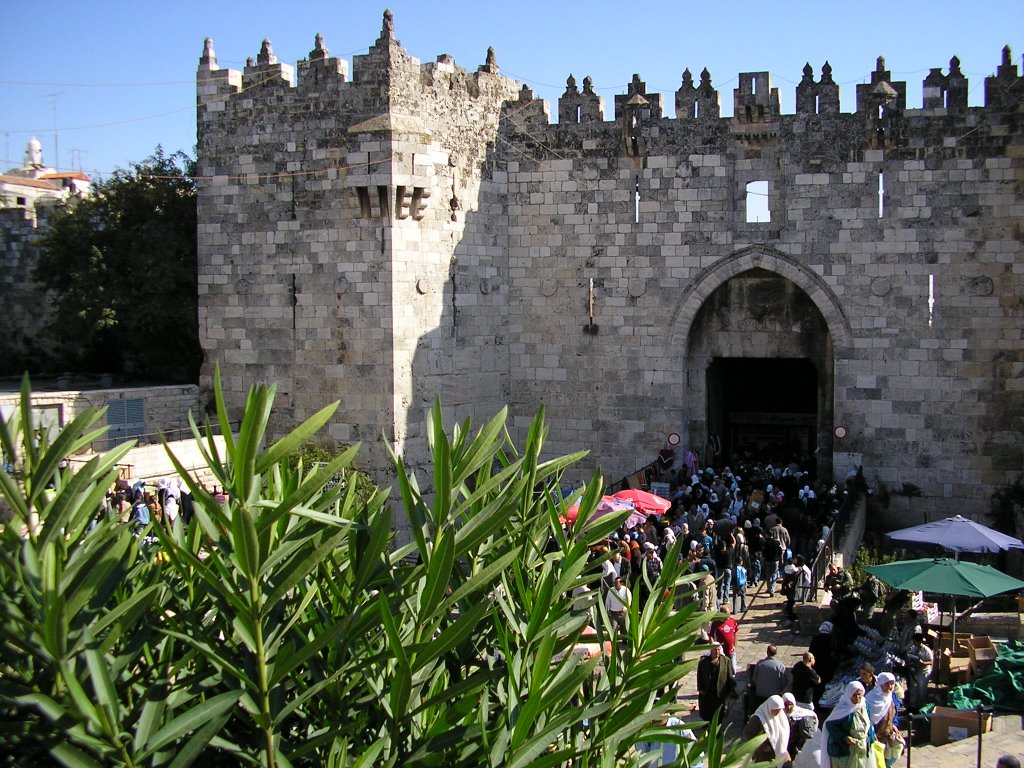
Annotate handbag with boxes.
[872,739,886,768]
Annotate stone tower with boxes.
[196,14,520,480]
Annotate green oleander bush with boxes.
[0,371,757,768]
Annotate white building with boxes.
[0,138,91,212]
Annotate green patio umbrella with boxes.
[865,557,1024,638]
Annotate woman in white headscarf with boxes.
[820,681,875,768]
[783,692,818,758]
[742,694,792,767]
[865,673,904,767]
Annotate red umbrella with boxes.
[612,488,672,514]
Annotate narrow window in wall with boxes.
[878,172,885,218]
[928,274,935,328]
[635,175,640,224]
[576,105,582,123]
[745,180,770,223]
[356,187,371,218]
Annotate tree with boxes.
[35,147,200,382]
[0,375,761,767]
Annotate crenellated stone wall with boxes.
[197,11,1024,523]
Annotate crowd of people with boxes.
[99,476,230,534]
[573,454,847,631]
[588,451,992,768]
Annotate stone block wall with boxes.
[0,384,202,455]
[0,205,57,373]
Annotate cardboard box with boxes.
[939,649,971,686]
[967,636,997,666]
[929,706,992,746]
[937,632,971,657]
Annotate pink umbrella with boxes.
[561,495,637,526]
[612,488,672,514]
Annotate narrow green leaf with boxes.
[142,690,242,756]
[230,506,259,581]
[255,400,340,474]
[350,502,392,596]
[133,682,168,757]
[59,662,102,731]
[233,385,274,501]
[414,599,489,671]
[50,742,105,768]
[63,526,132,624]
[161,630,256,690]
[449,406,507,486]
[165,711,234,768]
[264,521,351,609]
[83,630,119,737]
[212,364,236,455]
[269,620,346,687]
[429,401,452,529]
[256,445,359,534]
[351,739,386,768]
[420,527,454,617]
[92,584,162,650]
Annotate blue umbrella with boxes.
[886,515,1024,557]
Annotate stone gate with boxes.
[196,11,1024,520]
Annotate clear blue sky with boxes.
[2,0,1021,180]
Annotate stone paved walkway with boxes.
[668,578,1024,766]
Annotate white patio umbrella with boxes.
[886,515,1024,558]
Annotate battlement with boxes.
[195,10,1019,169]
[198,11,1021,136]
[196,10,518,123]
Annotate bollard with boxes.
[975,704,990,768]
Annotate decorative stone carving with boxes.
[968,276,994,296]
[870,276,892,297]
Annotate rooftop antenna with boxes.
[45,92,63,170]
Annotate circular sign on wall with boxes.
[833,425,849,440]
[667,432,681,446]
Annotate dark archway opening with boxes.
[706,357,818,469]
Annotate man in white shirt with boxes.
[605,576,631,634]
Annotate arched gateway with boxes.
[668,246,853,479]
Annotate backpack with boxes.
[735,564,747,587]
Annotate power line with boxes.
[0,79,192,88]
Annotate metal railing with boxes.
[809,466,867,601]
[101,419,240,451]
